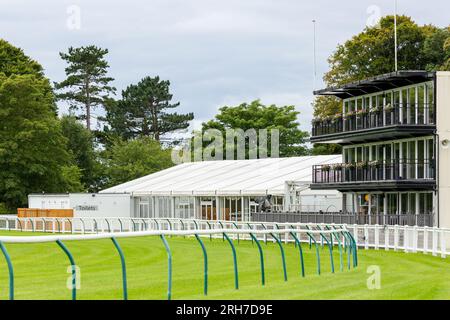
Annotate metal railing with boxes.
[313,160,435,184]
[0,225,357,301]
[312,104,435,137]
[253,212,435,227]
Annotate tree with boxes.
[0,74,82,211]
[104,137,173,187]
[0,39,44,78]
[61,115,104,191]
[200,100,309,158]
[106,76,193,142]
[323,16,431,87]
[443,34,450,70]
[422,26,450,71]
[0,39,57,114]
[55,46,116,131]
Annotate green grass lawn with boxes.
[0,230,449,300]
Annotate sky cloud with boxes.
[1,0,448,133]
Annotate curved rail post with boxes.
[152,219,160,230]
[93,219,99,233]
[42,218,47,233]
[289,232,305,277]
[326,227,343,272]
[275,224,283,242]
[165,219,173,234]
[179,219,186,238]
[260,223,268,244]
[333,226,352,270]
[270,233,287,282]
[306,225,312,249]
[330,231,343,272]
[179,219,185,231]
[318,231,334,273]
[160,235,172,300]
[218,221,225,241]
[345,230,357,268]
[320,225,334,251]
[231,222,240,243]
[17,218,23,232]
[56,240,77,300]
[205,221,213,242]
[319,225,324,249]
[118,218,124,232]
[65,218,73,234]
[0,241,14,300]
[140,219,147,231]
[341,231,351,269]
[246,223,254,245]
[331,226,347,252]
[29,218,35,232]
[55,219,61,233]
[223,233,239,290]
[346,231,358,267]
[195,234,208,296]
[79,218,86,234]
[111,237,128,300]
[104,219,111,233]
[322,225,334,249]
[249,233,265,286]
[306,232,321,275]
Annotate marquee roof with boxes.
[100,156,342,196]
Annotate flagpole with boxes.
[394,0,398,72]
[313,19,317,90]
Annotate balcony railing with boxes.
[313,160,435,184]
[312,104,435,137]
[252,212,435,227]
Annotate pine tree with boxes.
[55,46,116,131]
[106,76,193,142]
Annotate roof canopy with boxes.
[314,71,435,99]
[100,156,342,197]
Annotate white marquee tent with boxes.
[100,156,342,221]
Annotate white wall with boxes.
[28,193,133,218]
[437,71,450,230]
[70,193,132,218]
[28,194,70,209]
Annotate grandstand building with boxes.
[310,71,450,228]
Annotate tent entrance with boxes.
[200,200,216,220]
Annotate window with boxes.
[418,140,425,179]
[175,197,194,219]
[409,87,416,124]
[419,193,434,215]
[387,194,398,215]
[400,193,409,214]
[408,193,416,215]
[426,82,434,124]
[138,197,150,218]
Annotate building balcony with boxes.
[311,160,436,192]
[252,212,434,227]
[310,104,435,144]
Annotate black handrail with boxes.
[313,159,435,184]
[312,103,435,137]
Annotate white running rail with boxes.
[0,228,340,243]
[0,216,448,258]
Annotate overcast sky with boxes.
[1,0,449,132]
